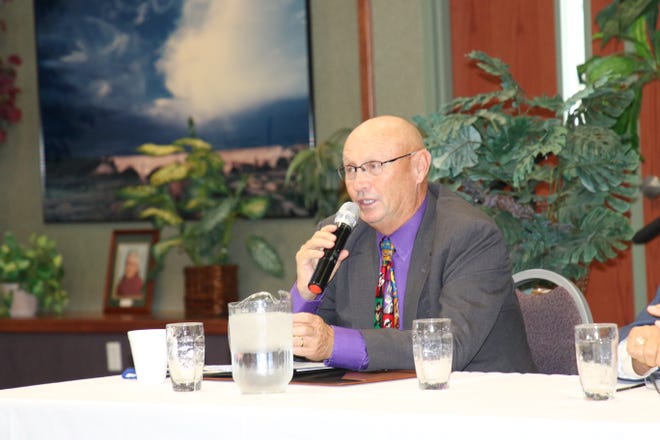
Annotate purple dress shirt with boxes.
[291,197,427,370]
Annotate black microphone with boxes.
[632,216,660,244]
[308,202,359,294]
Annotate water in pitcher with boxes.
[228,291,293,394]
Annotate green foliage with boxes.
[0,232,30,282]
[285,128,351,219]
[414,51,640,281]
[0,286,11,317]
[117,137,284,278]
[578,0,659,152]
[0,232,68,316]
[22,234,68,315]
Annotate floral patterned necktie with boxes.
[374,237,399,328]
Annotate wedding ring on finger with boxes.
[299,336,304,348]
[635,336,647,346]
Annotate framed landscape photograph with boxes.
[34,0,315,222]
[103,229,159,315]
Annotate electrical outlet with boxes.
[106,341,123,372]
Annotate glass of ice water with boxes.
[228,291,293,394]
[412,318,453,390]
[166,322,205,392]
[574,323,618,400]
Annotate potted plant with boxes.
[578,0,658,155]
[285,127,352,219]
[413,51,640,283]
[117,136,284,317]
[0,232,68,317]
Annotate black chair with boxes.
[513,269,593,375]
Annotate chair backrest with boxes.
[513,269,593,375]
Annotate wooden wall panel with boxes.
[585,0,659,325]
[448,0,642,325]
[449,0,557,98]
[584,0,632,326]
[586,258,634,325]
[585,1,634,327]
[640,80,660,303]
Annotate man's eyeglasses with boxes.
[337,150,420,180]
[645,371,660,394]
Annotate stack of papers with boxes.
[203,361,333,378]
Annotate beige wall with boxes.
[0,0,430,312]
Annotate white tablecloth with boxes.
[0,371,658,439]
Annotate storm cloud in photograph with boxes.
[35,0,312,159]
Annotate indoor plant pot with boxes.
[183,265,238,318]
[4,283,37,318]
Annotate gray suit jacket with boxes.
[317,183,536,373]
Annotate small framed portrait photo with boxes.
[103,229,159,314]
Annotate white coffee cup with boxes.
[127,329,167,385]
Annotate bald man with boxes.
[290,115,535,373]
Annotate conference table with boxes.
[0,370,658,439]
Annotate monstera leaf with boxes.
[414,51,640,282]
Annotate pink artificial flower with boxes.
[7,54,20,66]
[5,106,20,123]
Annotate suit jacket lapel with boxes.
[403,193,436,326]
[345,222,379,328]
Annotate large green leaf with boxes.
[117,185,159,200]
[565,127,625,191]
[284,128,349,219]
[149,162,190,186]
[429,124,482,180]
[199,199,234,233]
[415,49,641,283]
[578,54,643,85]
[152,238,183,266]
[136,143,184,156]
[140,207,182,226]
[595,0,658,46]
[240,196,269,220]
[246,236,284,278]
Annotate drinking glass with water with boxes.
[574,323,618,400]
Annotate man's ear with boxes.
[414,149,431,183]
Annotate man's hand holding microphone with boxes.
[293,202,359,361]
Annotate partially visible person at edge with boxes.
[115,251,144,299]
[289,115,536,373]
[618,285,660,379]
